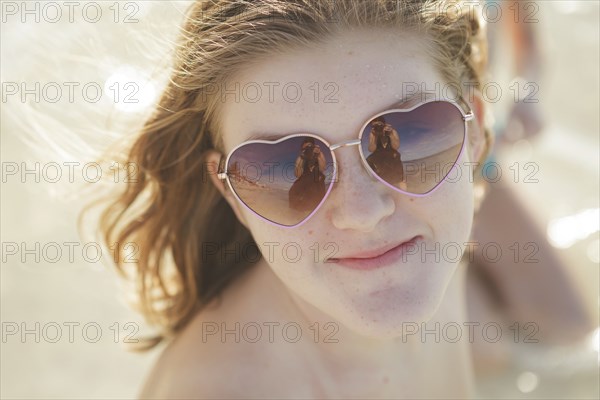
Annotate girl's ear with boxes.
[204,149,250,229]
[467,90,488,166]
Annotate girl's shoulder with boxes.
[138,311,259,398]
[138,261,319,399]
[138,267,261,398]
[139,309,318,399]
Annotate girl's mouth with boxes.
[325,236,423,270]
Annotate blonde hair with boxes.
[97,0,493,350]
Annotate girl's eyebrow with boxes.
[245,91,429,141]
[246,132,290,141]
[384,91,435,110]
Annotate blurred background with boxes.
[1,1,598,399]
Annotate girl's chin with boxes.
[332,301,441,338]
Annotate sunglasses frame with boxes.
[217,98,475,228]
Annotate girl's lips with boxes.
[325,236,423,270]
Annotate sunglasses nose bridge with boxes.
[328,139,361,152]
[327,138,380,182]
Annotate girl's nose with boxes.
[328,148,396,232]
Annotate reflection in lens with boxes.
[361,101,465,194]
[364,115,405,185]
[227,135,334,226]
[289,137,327,213]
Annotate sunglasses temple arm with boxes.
[216,155,227,180]
[456,96,475,122]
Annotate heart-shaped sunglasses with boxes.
[217,99,474,228]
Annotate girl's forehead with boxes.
[217,30,443,149]
[234,28,432,80]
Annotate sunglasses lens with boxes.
[361,101,466,194]
[226,136,334,226]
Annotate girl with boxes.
[99,0,493,398]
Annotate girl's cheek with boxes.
[251,226,309,266]
[411,161,474,242]
[435,168,475,241]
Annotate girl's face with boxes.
[210,29,484,337]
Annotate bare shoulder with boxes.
[138,313,257,399]
[138,266,260,399]
[138,261,317,399]
[138,307,315,399]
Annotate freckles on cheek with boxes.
[443,183,475,239]
[419,179,474,242]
